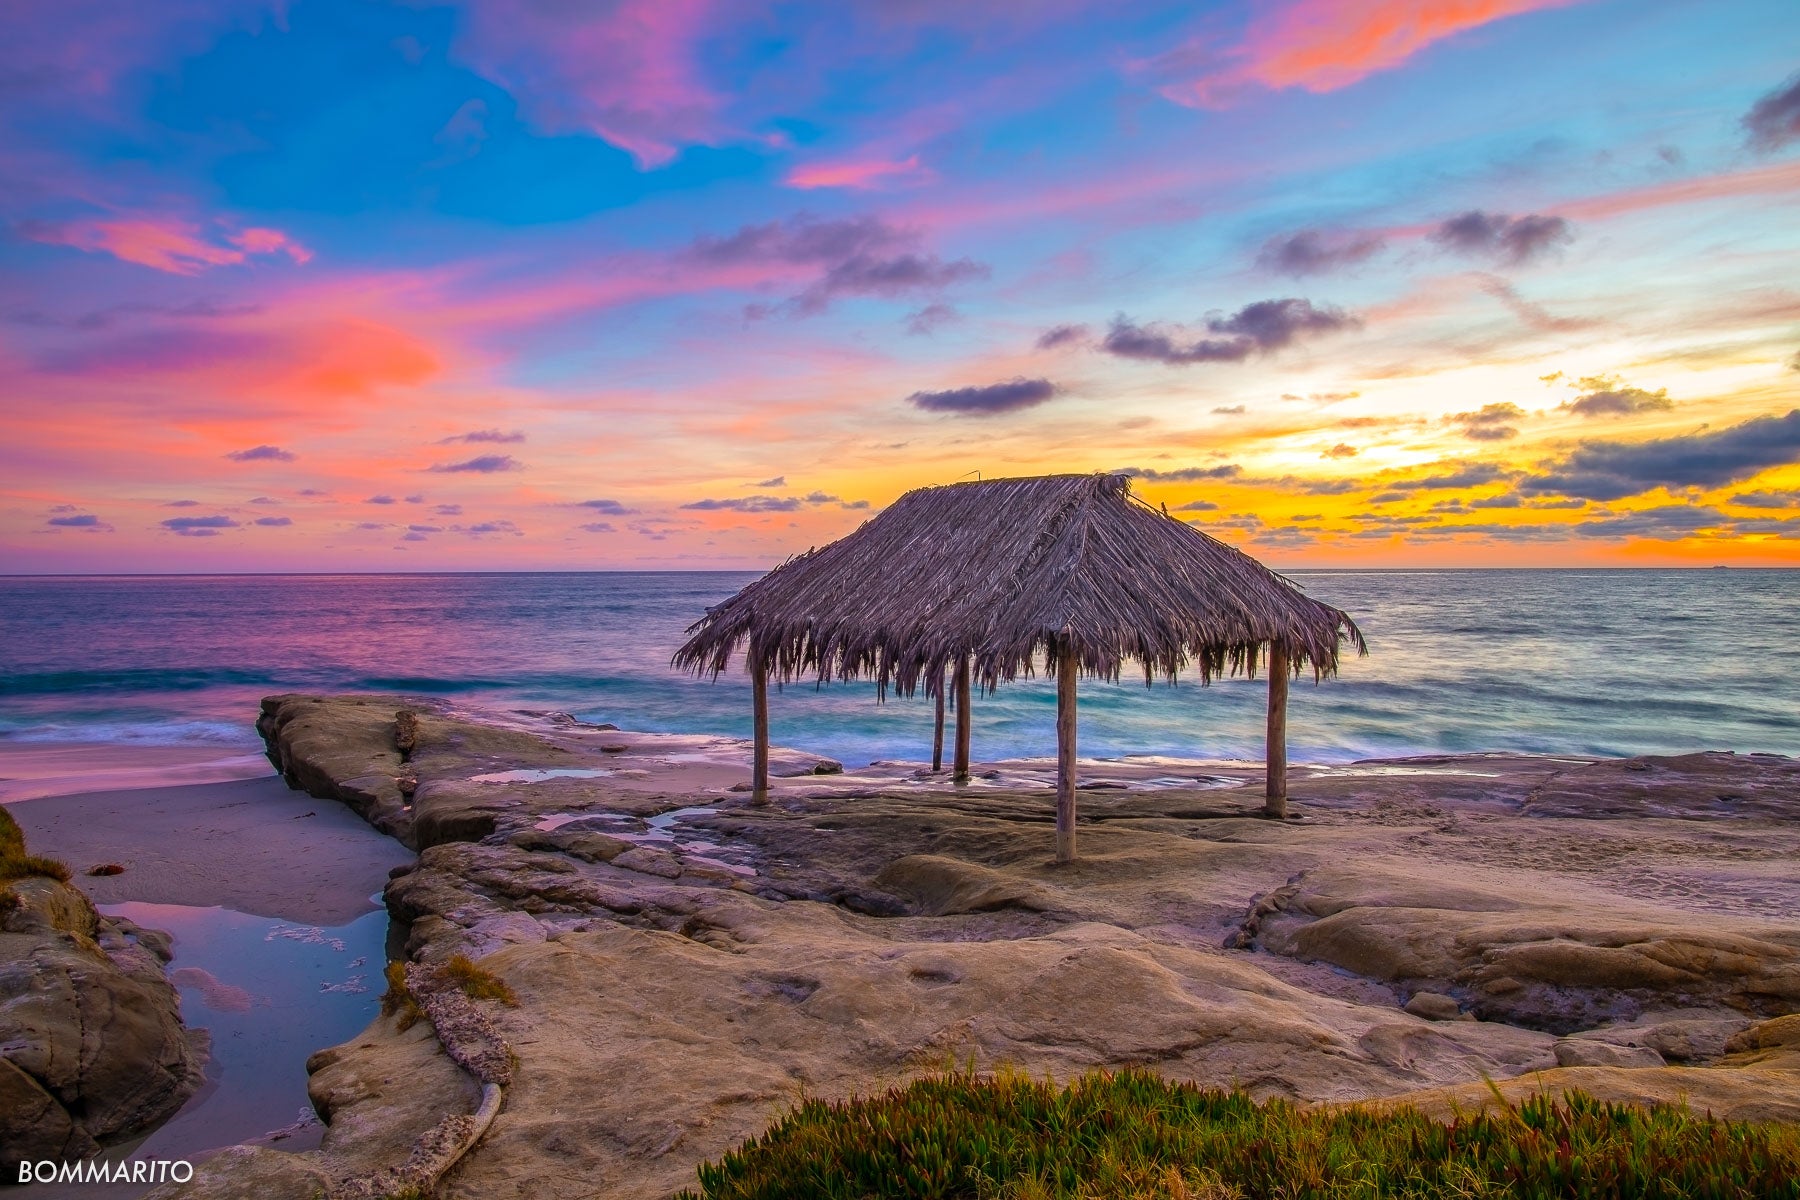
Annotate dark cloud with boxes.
[576,521,616,534]
[1321,443,1358,459]
[1431,211,1572,265]
[753,476,785,488]
[1212,405,1246,415]
[1173,500,1219,512]
[354,521,387,530]
[1561,380,1673,417]
[681,496,804,513]
[1116,464,1242,482]
[404,494,425,504]
[430,454,520,473]
[907,377,1058,415]
[463,520,523,536]
[1257,230,1386,276]
[366,495,397,505]
[691,214,986,316]
[1102,299,1358,366]
[46,514,103,528]
[164,499,201,507]
[904,303,960,335]
[1520,409,1800,500]
[1731,489,1800,509]
[1293,478,1361,495]
[299,489,328,497]
[1469,492,1523,509]
[434,504,463,516]
[577,498,636,514]
[1788,350,1800,372]
[1572,505,1734,540]
[408,524,443,534]
[439,429,525,444]
[1369,491,1408,503]
[1393,461,1517,491]
[248,496,280,506]
[253,516,292,527]
[225,445,295,463]
[801,491,869,510]
[162,515,239,536]
[1035,323,1089,350]
[1448,403,1524,441]
[1743,73,1800,153]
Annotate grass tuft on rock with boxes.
[442,953,519,1006]
[0,808,74,884]
[381,960,424,1032]
[678,1067,1800,1200]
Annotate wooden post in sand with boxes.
[931,676,946,773]
[952,654,972,783]
[1264,641,1289,818]
[751,653,770,804]
[1055,638,1079,863]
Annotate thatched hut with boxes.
[673,472,1364,861]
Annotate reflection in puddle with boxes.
[471,767,614,783]
[533,805,756,876]
[93,901,389,1188]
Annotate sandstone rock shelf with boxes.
[158,694,1800,1199]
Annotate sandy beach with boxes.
[6,771,412,925]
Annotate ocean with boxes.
[2,570,1797,767]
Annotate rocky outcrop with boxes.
[0,875,205,1172]
[192,697,1800,1200]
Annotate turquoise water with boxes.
[1,570,1796,764]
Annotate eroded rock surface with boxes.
[166,697,1800,1199]
[0,876,205,1171]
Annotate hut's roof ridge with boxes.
[673,471,1363,694]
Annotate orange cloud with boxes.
[23,214,312,274]
[1160,0,1581,107]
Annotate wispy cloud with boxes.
[1257,229,1386,276]
[162,515,239,537]
[1151,0,1578,107]
[20,216,310,275]
[226,445,296,462]
[438,429,525,444]
[429,454,521,473]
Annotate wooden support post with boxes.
[952,654,972,783]
[751,654,770,805]
[1055,641,1079,863]
[1264,641,1289,819]
[931,678,946,773]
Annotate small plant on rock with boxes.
[442,954,519,1006]
[381,960,424,1031]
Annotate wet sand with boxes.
[6,774,413,925]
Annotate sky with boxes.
[2,0,1798,573]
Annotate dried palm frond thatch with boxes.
[672,472,1363,694]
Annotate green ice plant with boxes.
[678,1067,1800,1199]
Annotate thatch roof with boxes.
[673,472,1364,696]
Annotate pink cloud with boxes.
[450,0,723,168]
[785,155,932,191]
[23,215,312,274]
[1155,0,1582,107]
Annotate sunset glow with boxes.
[3,0,1797,572]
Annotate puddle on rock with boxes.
[470,767,615,783]
[71,901,391,1198]
[534,805,756,876]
